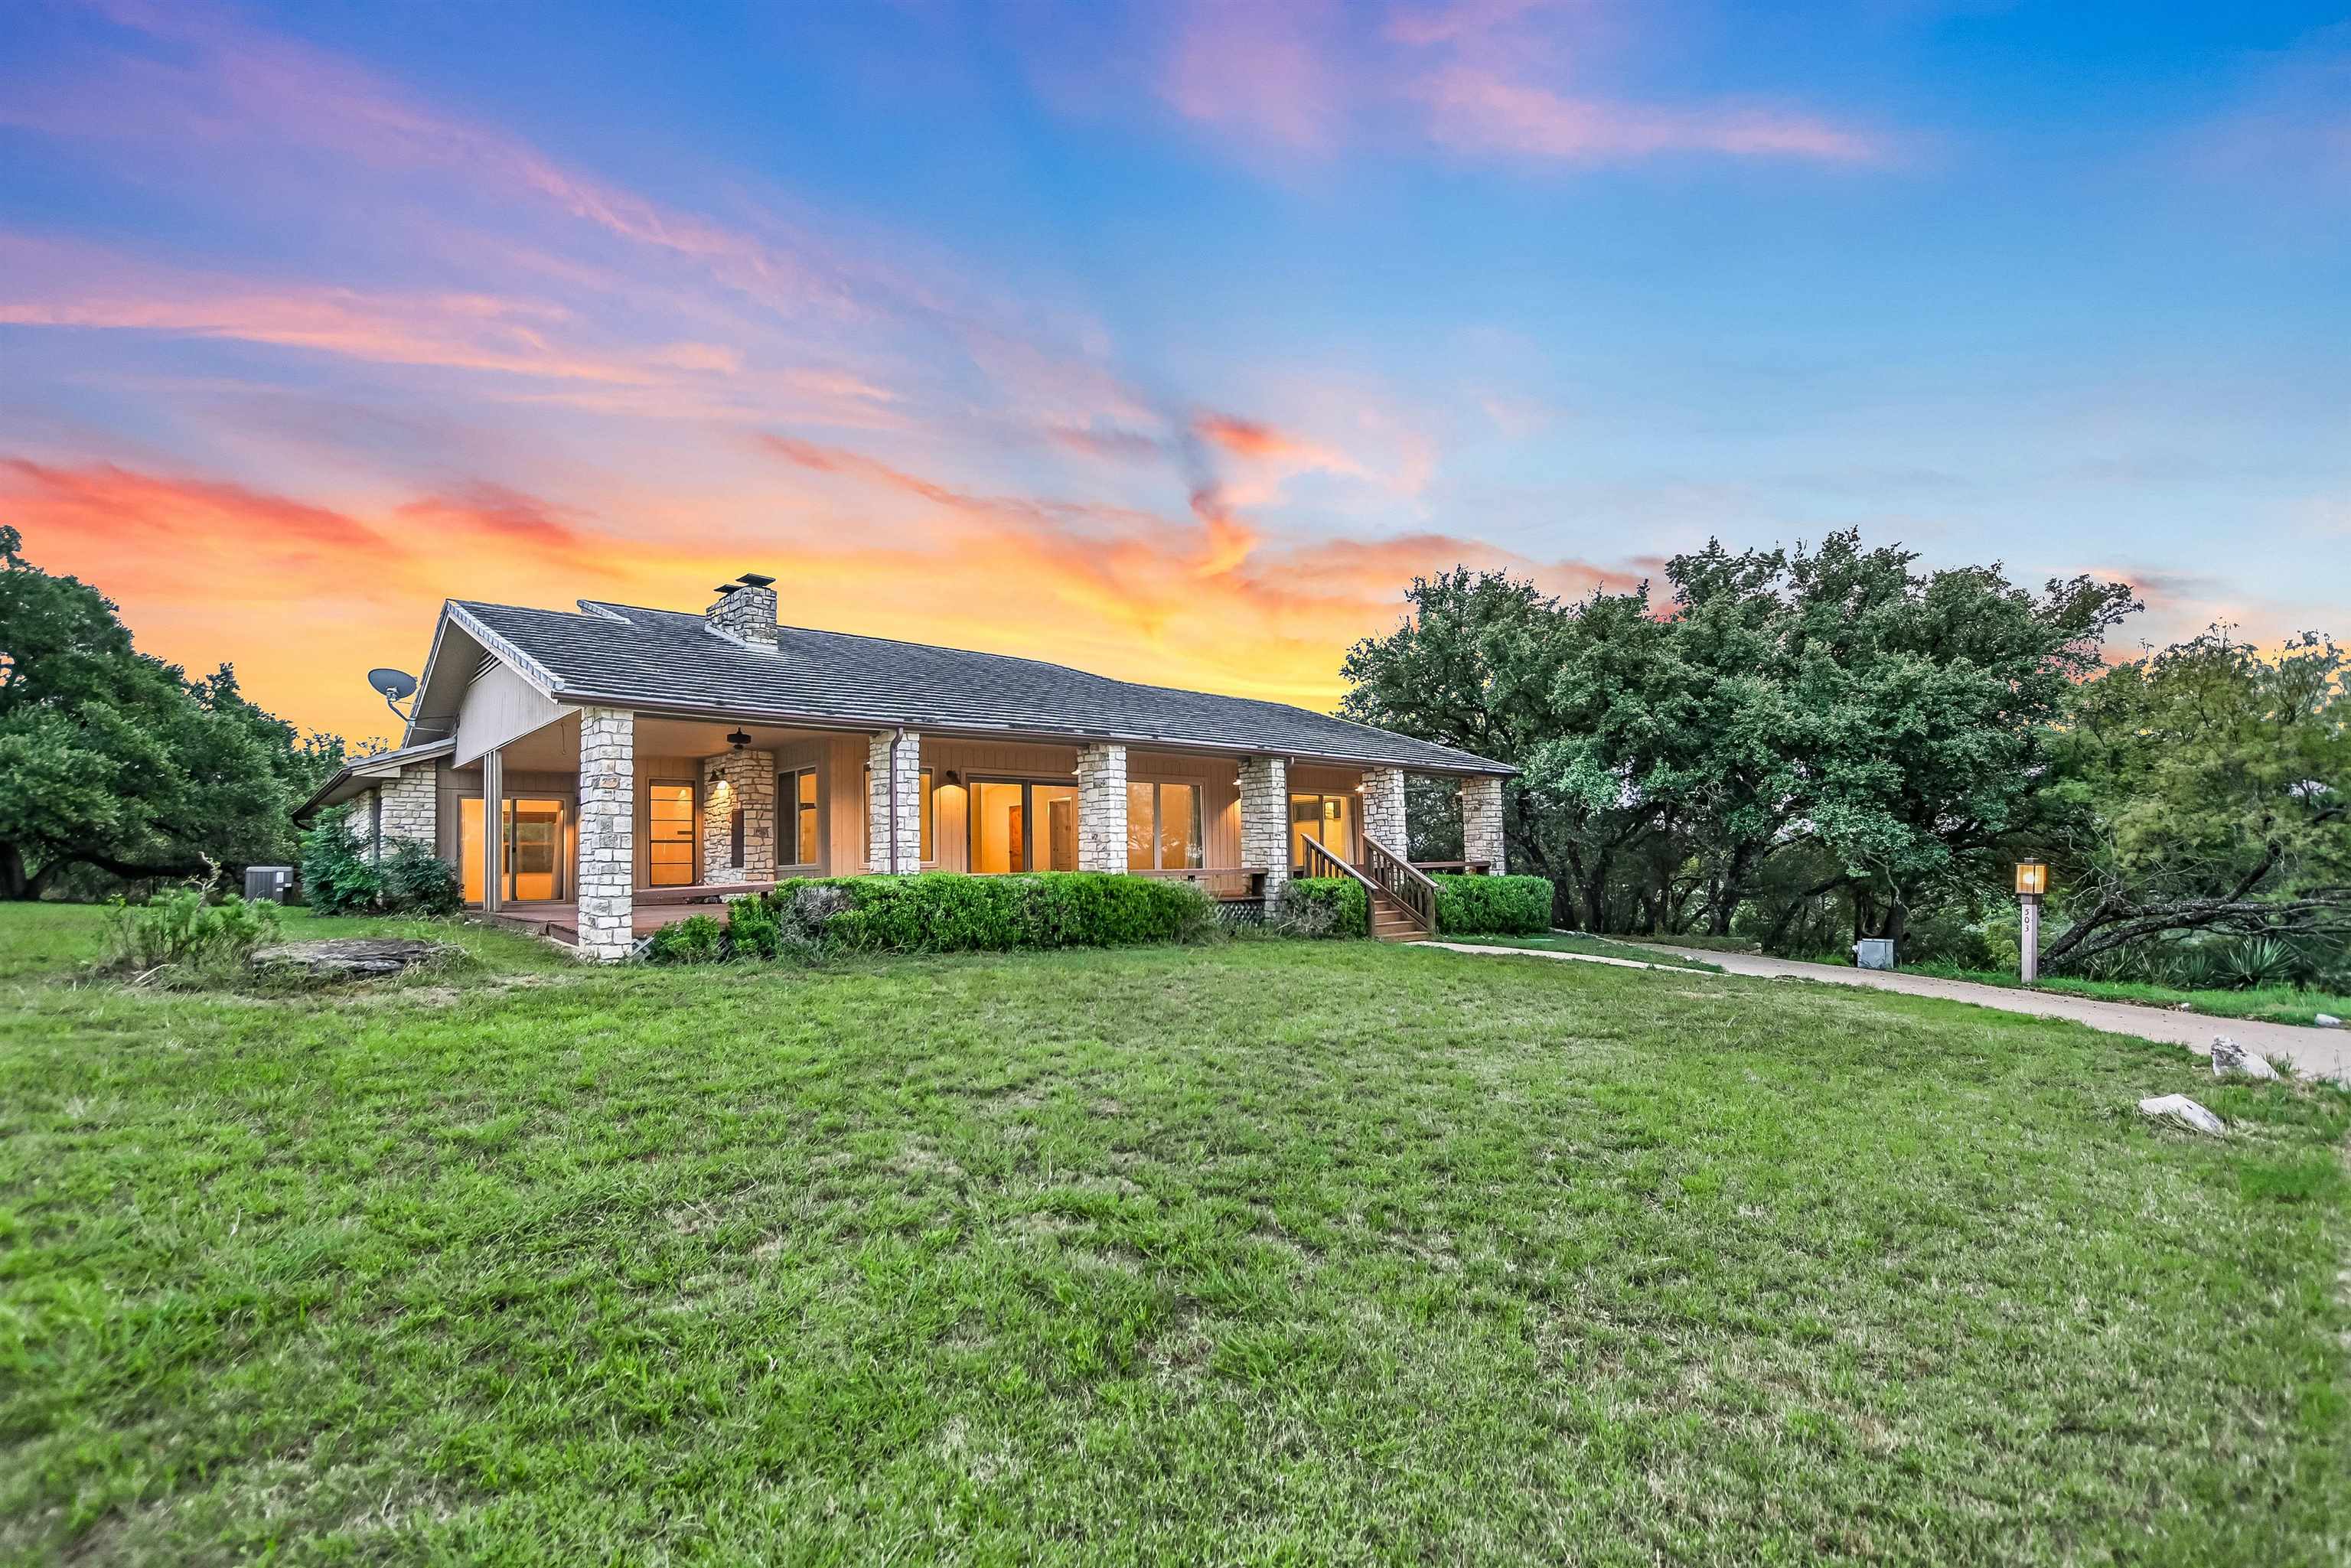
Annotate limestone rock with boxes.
[2314,1013,2343,1029]
[250,937,461,979]
[2209,1036,2281,1081]
[2137,1094,2225,1136]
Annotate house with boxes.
[296,574,1515,957]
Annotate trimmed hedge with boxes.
[1432,873,1553,936]
[1273,877,1368,938]
[650,871,1219,960]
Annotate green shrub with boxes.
[1430,873,1552,936]
[1273,877,1368,938]
[645,914,727,965]
[380,839,463,916]
[650,872,1220,961]
[100,883,279,978]
[298,806,463,917]
[299,808,382,915]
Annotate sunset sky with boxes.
[5,1,2347,748]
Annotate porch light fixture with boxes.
[2015,857,2049,983]
[938,769,963,789]
[726,729,751,751]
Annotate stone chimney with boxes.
[705,572,778,647]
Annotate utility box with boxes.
[244,865,295,903]
[1852,937,1896,971]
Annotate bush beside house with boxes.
[652,872,1218,961]
[298,807,463,917]
[1273,878,1368,938]
[1433,874,1552,936]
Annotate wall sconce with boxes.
[939,768,964,789]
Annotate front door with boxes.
[1290,793,1355,876]
[460,796,569,905]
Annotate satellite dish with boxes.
[368,668,419,700]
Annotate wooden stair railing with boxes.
[1300,835,1430,940]
[1359,833,1439,934]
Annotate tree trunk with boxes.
[0,842,28,901]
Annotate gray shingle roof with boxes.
[446,599,1513,776]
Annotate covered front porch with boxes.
[450,706,1507,957]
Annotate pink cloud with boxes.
[1417,65,1885,164]
[1159,0,1350,152]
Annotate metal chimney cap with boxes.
[735,572,777,588]
[712,584,739,595]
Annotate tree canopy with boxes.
[0,526,341,898]
[1344,530,2147,955]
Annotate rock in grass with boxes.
[2210,1036,2281,1081]
[2137,1094,2226,1136]
[2315,1013,2343,1029]
[249,937,461,979]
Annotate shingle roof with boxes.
[444,599,1513,776]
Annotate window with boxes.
[969,778,1078,872]
[860,765,935,866]
[648,782,695,886]
[1126,781,1203,870]
[780,767,820,867]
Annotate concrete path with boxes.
[1432,940,2351,1082]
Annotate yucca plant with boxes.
[2222,937,2297,990]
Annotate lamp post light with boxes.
[2015,858,2049,983]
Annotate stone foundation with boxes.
[374,762,439,859]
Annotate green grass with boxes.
[5,903,2349,1564]
[1914,963,2351,1028]
[1436,930,1722,971]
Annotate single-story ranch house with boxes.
[298,574,1515,958]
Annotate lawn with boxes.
[4,903,2348,1564]
[1911,963,2351,1029]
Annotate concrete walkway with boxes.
[1432,940,2351,1082]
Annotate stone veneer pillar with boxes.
[576,707,636,960]
[1074,742,1129,872]
[867,731,921,873]
[1460,775,1507,877]
[1238,755,1290,895]
[700,748,778,882]
[1361,767,1407,854]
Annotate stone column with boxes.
[1361,767,1407,854]
[700,748,778,882]
[576,707,636,960]
[379,763,439,855]
[1074,742,1129,872]
[480,747,504,913]
[867,730,921,874]
[1461,774,1507,876]
[1238,754,1290,895]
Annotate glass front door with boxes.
[969,780,1080,872]
[1290,793,1354,876]
[459,796,569,904]
[647,784,695,886]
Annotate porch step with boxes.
[1368,887,1430,943]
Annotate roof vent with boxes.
[705,572,779,647]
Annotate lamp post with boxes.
[2015,858,2049,983]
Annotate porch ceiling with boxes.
[631,716,849,760]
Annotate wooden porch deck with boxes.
[483,901,723,947]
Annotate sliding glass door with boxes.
[458,796,569,905]
[969,779,1080,872]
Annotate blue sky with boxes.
[3,0,2346,743]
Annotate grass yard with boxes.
[4,903,2349,1564]
[1436,931,1721,971]
[1912,963,2351,1029]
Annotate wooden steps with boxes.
[1369,888,1429,943]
